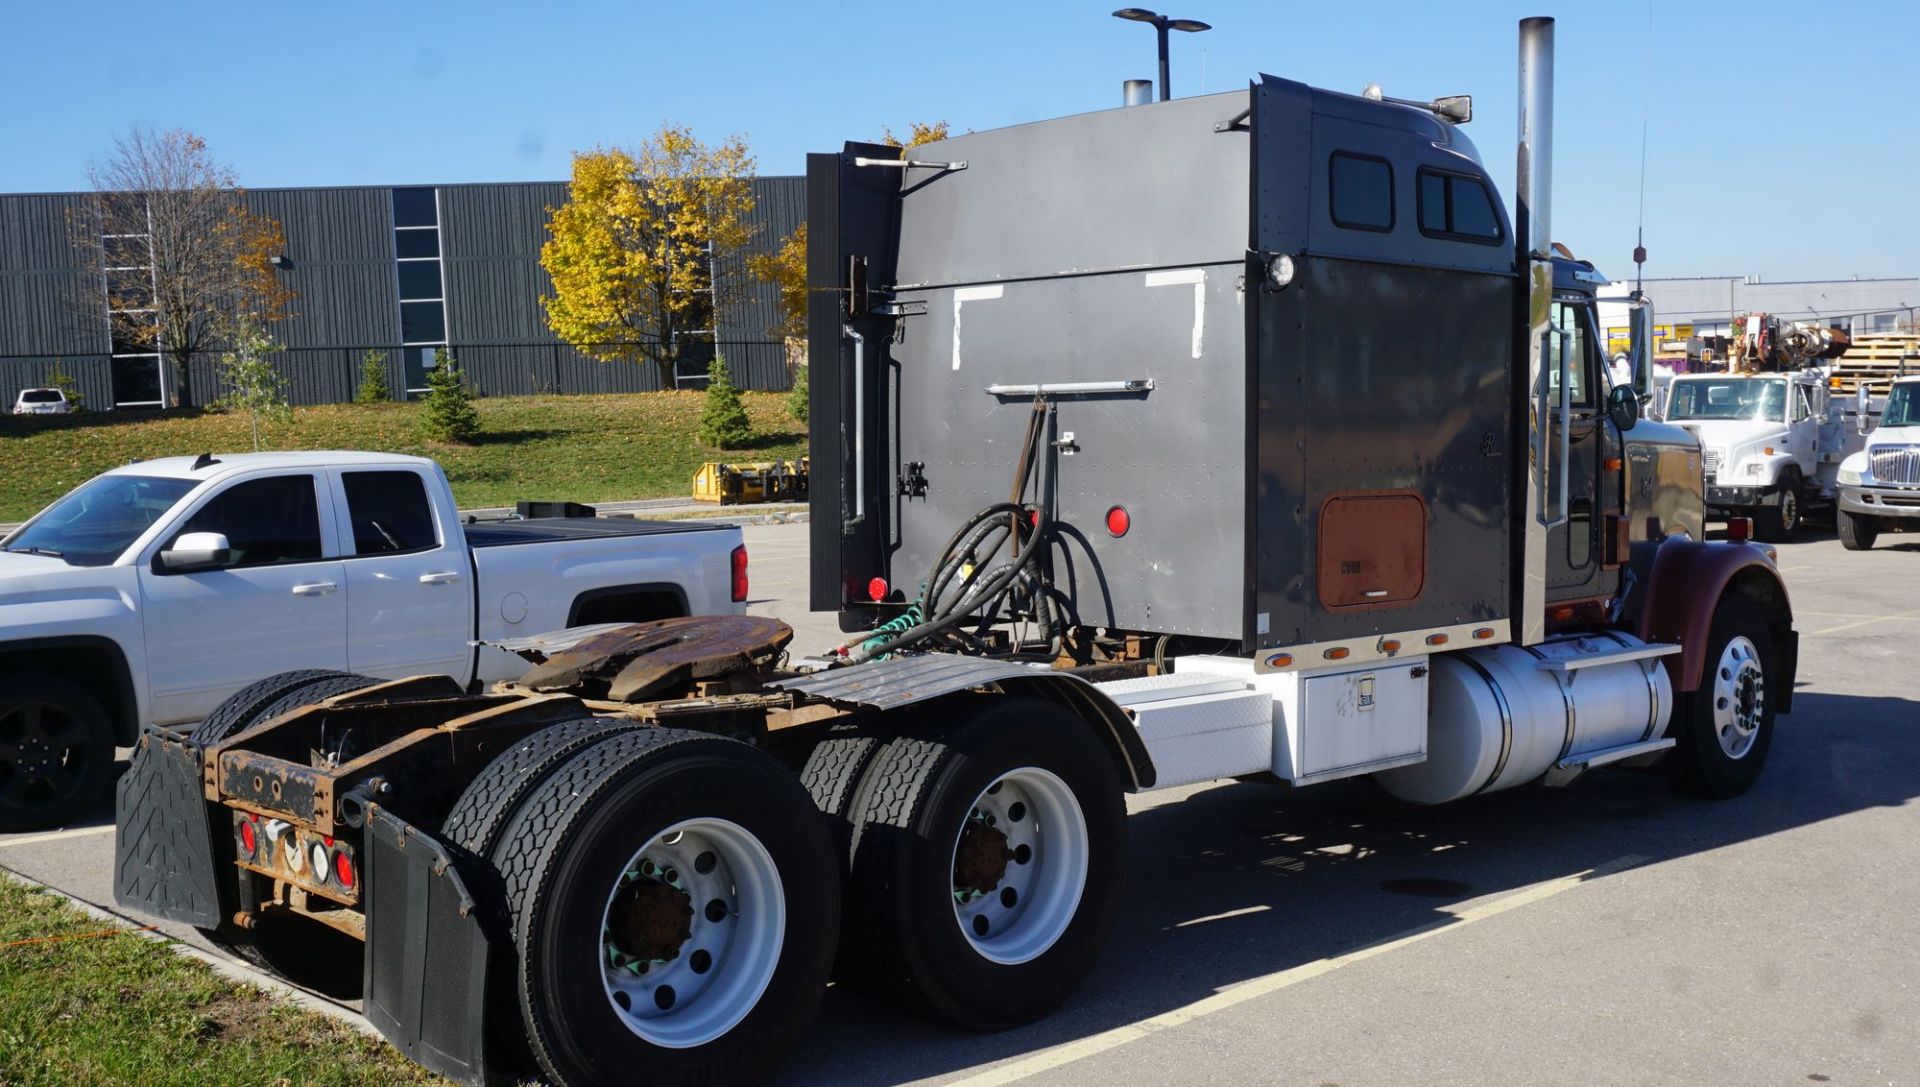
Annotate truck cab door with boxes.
[136,472,349,725]
[326,467,475,684]
[1544,297,1613,599]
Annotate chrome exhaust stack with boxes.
[1517,15,1557,647]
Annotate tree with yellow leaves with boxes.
[540,126,757,386]
[882,121,952,149]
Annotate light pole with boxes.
[1112,8,1211,102]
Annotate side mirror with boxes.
[158,531,233,572]
[1608,384,1640,431]
[1629,299,1656,405]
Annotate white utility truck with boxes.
[1664,366,1862,541]
[1837,375,1920,548]
[114,19,1798,1087]
[0,451,746,829]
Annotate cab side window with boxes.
[173,475,323,568]
[1547,301,1596,408]
[1791,385,1812,422]
[341,471,439,555]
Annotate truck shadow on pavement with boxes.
[778,689,1920,1085]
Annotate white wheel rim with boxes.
[598,818,784,1049]
[950,766,1089,966]
[1711,636,1766,760]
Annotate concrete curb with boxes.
[0,865,379,1037]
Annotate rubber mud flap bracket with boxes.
[113,726,226,928]
[362,806,493,1087]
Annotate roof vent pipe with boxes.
[1123,79,1154,107]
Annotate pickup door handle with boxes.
[291,581,339,596]
[418,571,463,585]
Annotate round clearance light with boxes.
[333,850,356,891]
[867,577,889,603]
[1105,505,1131,537]
[309,842,331,883]
[1268,253,1296,290]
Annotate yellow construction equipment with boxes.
[691,458,810,504]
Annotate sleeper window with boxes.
[1330,153,1394,232]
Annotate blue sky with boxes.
[4,0,1914,279]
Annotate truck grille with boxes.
[1701,448,1723,483]
[1870,446,1920,485]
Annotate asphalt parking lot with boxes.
[5,521,1918,1086]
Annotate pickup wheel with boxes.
[1838,509,1879,551]
[842,697,1126,1030]
[0,675,115,831]
[491,729,837,1087]
[1668,594,1777,799]
[1752,474,1800,543]
[190,669,376,746]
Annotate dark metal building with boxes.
[0,177,805,411]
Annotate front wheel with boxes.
[1752,477,1799,543]
[1838,509,1878,551]
[1668,594,1777,798]
[842,697,1126,1030]
[0,676,115,831]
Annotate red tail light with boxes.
[868,577,889,603]
[730,544,749,603]
[1725,517,1752,543]
[334,850,356,890]
[238,818,257,857]
[1105,505,1131,537]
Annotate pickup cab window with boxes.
[170,475,324,568]
[341,470,438,555]
[3,475,196,566]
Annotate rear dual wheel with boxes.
[839,698,1126,1030]
[453,725,837,1087]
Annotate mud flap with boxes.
[113,727,226,928]
[363,806,494,1087]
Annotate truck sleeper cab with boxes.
[114,17,1794,1087]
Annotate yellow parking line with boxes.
[1806,608,1920,637]
[945,854,1648,1087]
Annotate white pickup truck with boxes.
[0,451,747,830]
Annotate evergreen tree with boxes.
[786,363,809,424]
[44,359,83,412]
[698,355,753,449]
[354,349,392,404]
[417,349,480,443]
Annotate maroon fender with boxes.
[1633,536,1796,701]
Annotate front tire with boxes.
[842,697,1126,1031]
[0,675,115,831]
[1668,595,1776,798]
[491,729,837,1087]
[1753,476,1799,543]
[1838,509,1878,551]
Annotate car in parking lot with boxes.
[11,388,70,414]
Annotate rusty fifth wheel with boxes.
[487,728,836,1087]
[843,697,1126,1030]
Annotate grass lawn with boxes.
[0,874,443,1086]
[0,392,808,523]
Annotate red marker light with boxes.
[238,819,257,857]
[868,577,889,603]
[1105,505,1131,538]
[1725,517,1752,543]
[334,850,355,890]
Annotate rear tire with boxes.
[1838,509,1878,551]
[0,675,115,832]
[1668,594,1776,799]
[842,697,1126,1030]
[491,729,837,1087]
[190,669,376,746]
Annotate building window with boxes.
[391,187,447,396]
[1329,152,1394,233]
[101,206,165,410]
[1416,167,1504,244]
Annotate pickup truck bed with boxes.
[464,517,735,547]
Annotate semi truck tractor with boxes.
[115,18,1796,1087]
